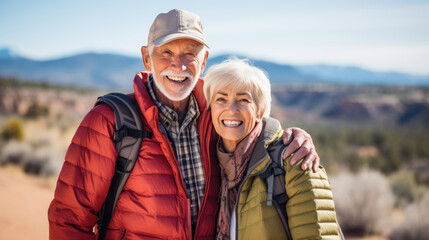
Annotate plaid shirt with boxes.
[147,76,206,229]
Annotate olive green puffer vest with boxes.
[234,118,341,240]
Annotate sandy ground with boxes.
[0,166,56,240]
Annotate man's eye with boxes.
[162,50,172,55]
[185,52,197,59]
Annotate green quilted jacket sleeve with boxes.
[284,156,341,240]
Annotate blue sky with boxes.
[1,0,428,75]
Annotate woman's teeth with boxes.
[223,120,242,127]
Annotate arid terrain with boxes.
[0,166,56,240]
[1,83,428,239]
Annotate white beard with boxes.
[150,58,201,102]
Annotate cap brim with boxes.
[153,33,210,49]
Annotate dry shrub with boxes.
[330,170,394,236]
[0,141,32,165]
[0,141,62,176]
[24,101,50,119]
[390,171,427,207]
[22,146,63,176]
[0,117,24,141]
[389,194,429,240]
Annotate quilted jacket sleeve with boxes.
[284,157,341,240]
[48,104,118,240]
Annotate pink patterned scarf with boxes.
[216,122,263,240]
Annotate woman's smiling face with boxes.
[210,85,262,152]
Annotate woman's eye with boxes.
[215,97,226,102]
[239,98,251,103]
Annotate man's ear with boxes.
[200,50,209,74]
[141,46,152,71]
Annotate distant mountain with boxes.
[207,54,317,84]
[208,55,429,86]
[0,48,24,60]
[1,48,428,89]
[0,51,143,89]
[295,64,429,86]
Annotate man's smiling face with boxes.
[149,38,206,102]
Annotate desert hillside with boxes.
[1,80,428,239]
[271,84,429,128]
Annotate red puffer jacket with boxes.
[48,72,220,239]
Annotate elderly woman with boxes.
[204,59,342,240]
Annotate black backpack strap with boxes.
[264,139,346,240]
[94,93,151,240]
[260,139,292,239]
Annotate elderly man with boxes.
[48,9,319,239]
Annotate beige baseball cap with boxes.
[148,9,209,48]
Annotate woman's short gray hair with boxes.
[203,58,271,118]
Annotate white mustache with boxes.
[160,70,194,80]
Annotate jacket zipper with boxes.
[234,154,272,239]
[193,117,214,238]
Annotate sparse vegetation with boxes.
[0,77,97,176]
[0,117,24,141]
[390,171,427,207]
[0,77,56,89]
[1,77,429,239]
[299,124,429,180]
[0,140,62,176]
[389,194,429,240]
[24,101,50,119]
[0,76,96,93]
[0,141,31,166]
[331,170,395,236]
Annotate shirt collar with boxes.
[147,75,200,129]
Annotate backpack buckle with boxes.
[113,125,129,142]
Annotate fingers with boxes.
[282,136,305,163]
[289,140,311,165]
[282,127,319,173]
[298,148,318,171]
[290,127,312,142]
[282,128,294,145]
[312,155,320,173]
[283,127,311,145]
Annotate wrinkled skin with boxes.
[283,127,319,172]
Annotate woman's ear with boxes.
[256,106,266,122]
[141,46,152,71]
